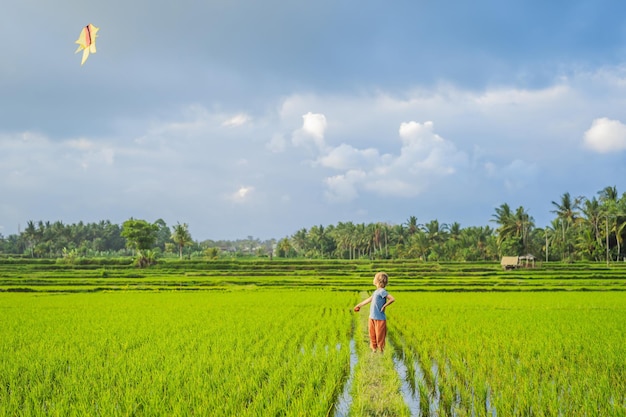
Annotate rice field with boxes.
[0,291,354,416]
[389,292,626,416]
[1,259,625,416]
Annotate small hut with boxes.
[500,256,520,270]
[500,255,536,270]
[519,254,536,268]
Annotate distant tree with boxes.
[597,186,626,261]
[551,192,583,261]
[580,197,603,260]
[171,222,193,259]
[121,219,159,251]
[459,226,496,261]
[308,225,332,258]
[291,228,309,257]
[154,219,171,251]
[23,220,38,257]
[330,222,354,259]
[514,206,534,254]
[405,216,420,236]
[276,238,295,258]
[492,204,535,256]
[121,219,159,267]
[204,247,220,259]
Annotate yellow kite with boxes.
[75,24,99,65]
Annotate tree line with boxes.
[0,219,274,261]
[287,187,623,263]
[1,186,625,264]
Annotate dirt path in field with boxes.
[333,293,411,416]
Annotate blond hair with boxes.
[374,272,389,288]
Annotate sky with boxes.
[2,0,626,241]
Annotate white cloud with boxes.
[229,186,255,203]
[306,119,468,201]
[397,121,464,175]
[222,113,250,127]
[583,117,626,153]
[324,170,365,202]
[64,138,116,168]
[317,144,380,170]
[66,138,94,150]
[267,133,287,152]
[475,85,569,106]
[363,178,419,196]
[292,112,327,150]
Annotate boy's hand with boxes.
[353,306,360,312]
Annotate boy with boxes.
[353,272,395,353]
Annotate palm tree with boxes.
[491,203,516,255]
[405,216,420,236]
[443,222,462,260]
[597,186,626,262]
[291,228,309,257]
[491,203,535,256]
[171,222,193,259]
[407,231,429,260]
[330,222,353,259]
[544,219,562,262]
[422,219,448,260]
[492,203,514,241]
[389,224,407,258]
[514,206,534,254]
[613,192,626,261]
[308,225,330,258]
[575,227,602,261]
[276,238,294,257]
[448,222,462,241]
[551,192,583,261]
[380,222,391,258]
[23,220,38,257]
[580,197,603,260]
[460,226,495,260]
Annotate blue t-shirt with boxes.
[369,288,388,320]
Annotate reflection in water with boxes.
[333,339,357,417]
[392,349,422,416]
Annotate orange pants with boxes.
[368,319,387,352]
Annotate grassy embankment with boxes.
[2,257,626,292]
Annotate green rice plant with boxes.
[0,290,354,416]
[390,292,626,416]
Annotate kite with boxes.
[75,24,99,65]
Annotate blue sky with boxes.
[2,0,626,240]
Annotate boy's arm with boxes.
[354,296,372,311]
[380,294,395,312]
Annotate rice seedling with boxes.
[390,292,626,416]
[0,290,355,416]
